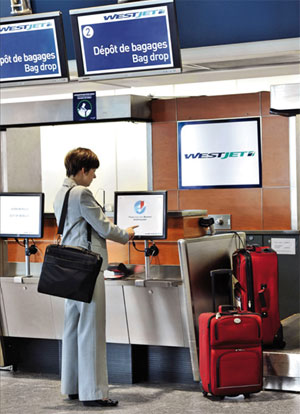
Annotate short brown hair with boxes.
[64,148,100,177]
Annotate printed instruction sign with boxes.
[73,92,96,121]
[271,238,296,255]
[0,19,61,82]
[77,5,173,75]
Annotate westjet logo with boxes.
[103,8,165,21]
[0,22,52,33]
[184,151,256,159]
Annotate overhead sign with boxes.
[0,12,69,86]
[78,6,172,74]
[178,118,262,189]
[0,19,61,82]
[70,0,181,80]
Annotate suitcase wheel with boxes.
[202,391,208,397]
[244,393,251,399]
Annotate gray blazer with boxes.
[53,177,129,270]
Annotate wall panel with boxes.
[262,116,290,187]
[179,188,263,230]
[263,188,291,230]
[261,91,271,116]
[177,93,260,121]
[151,99,177,122]
[152,122,178,190]
[167,190,179,211]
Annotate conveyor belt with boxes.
[263,314,300,392]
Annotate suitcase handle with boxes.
[210,269,233,277]
[218,305,237,313]
[246,245,260,251]
[258,284,268,317]
[246,245,275,254]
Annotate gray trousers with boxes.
[61,273,108,401]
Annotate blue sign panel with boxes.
[77,5,173,75]
[0,19,61,82]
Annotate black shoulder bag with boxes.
[37,187,103,303]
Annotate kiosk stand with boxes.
[24,238,38,277]
[143,240,159,280]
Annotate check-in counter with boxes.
[1,232,298,390]
[0,265,187,348]
[0,232,244,383]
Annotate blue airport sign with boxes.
[77,5,173,75]
[0,19,61,82]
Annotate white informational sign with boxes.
[178,118,262,189]
[271,238,296,255]
[116,194,164,237]
[0,195,40,236]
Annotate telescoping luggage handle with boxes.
[215,305,241,319]
[210,269,233,312]
[215,305,260,318]
[58,187,92,250]
[218,305,237,313]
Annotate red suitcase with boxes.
[233,246,285,348]
[199,306,263,398]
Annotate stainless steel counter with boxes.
[0,265,188,348]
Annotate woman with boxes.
[54,148,136,407]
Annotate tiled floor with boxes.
[1,371,300,414]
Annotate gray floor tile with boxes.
[0,371,300,414]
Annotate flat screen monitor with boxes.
[178,117,262,189]
[70,0,181,81]
[0,11,69,87]
[0,193,44,239]
[114,191,167,240]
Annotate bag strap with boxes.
[57,186,92,250]
[57,187,72,236]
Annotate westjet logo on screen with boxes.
[0,22,53,33]
[103,8,165,21]
[184,151,256,160]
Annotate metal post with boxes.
[144,240,151,280]
[10,0,32,16]
[24,238,31,277]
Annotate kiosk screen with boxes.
[0,193,44,238]
[114,191,167,240]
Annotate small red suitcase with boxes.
[199,306,263,398]
[233,246,285,348]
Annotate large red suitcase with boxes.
[199,306,263,398]
[233,246,285,348]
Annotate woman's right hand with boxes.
[126,226,138,240]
